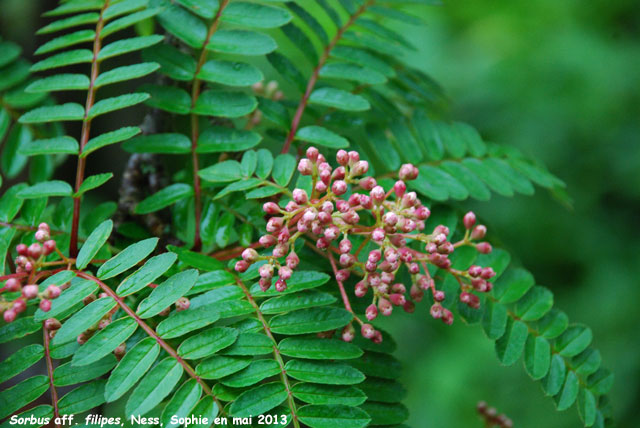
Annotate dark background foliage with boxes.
[1,0,638,427]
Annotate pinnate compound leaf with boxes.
[116,252,177,296]
[17,180,72,198]
[197,60,263,87]
[52,297,117,345]
[98,35,164,60]
[0,375,49,419]
[542,354,566,396]
[26,73,89,92]
[220,359,280,387]
[75,172,114,196]
[19,103,84,123]
[270,307,351,335]
[309,87,370,111]
[76,219,113,269]
[134,183,194,214]
[524,335,551,380]
[87,93,149,119]
[297,404,371,428]
[0,344,43,384]
[161,379,202,428]
[229,382,287,418]
[197,126,261,153]
[94,62,160,88]
[142,43,196,81]
[555,325,593,358]
[125,358,183,417]
[156,305,221,339]
[208,30,277,56]
[105,337,160,402]
[292,383,367,406]
[192,90,257,118]
[296,126,350,149]
[97,237,158,279]
[72,317,137,366]
[19,136,79,156]
[271,154,296,187]
[495,318,528,366]
[514,286,554,321]
[199,160,243,183]
[137,269,198,318]
[222,2,291,28]
[82,126,141,157]
[58,380,106,414]
[54,355,116,386]
[34,278,97,322]
[278,337,362,360]
[178,327,238,360]
[196,355,252,380]
[123,133,191,154]
[285,359,365,385]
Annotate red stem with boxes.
[43,326,61,428]
[188,0,230,252]
[281,0,374,154]
[74,271,225,414]
[69,1,110,257]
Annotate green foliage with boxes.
[0,1,614,427]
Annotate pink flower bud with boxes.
[348,151,360,164]
[355,281,368,297]
[430,304,443,319]
[370,186,385,203]
[311,222,323,235]
[266,217,284,233]
[342,210,359,224]
[39,299,51,312]
[434,290,445,302]
[481,267,496,279]
[383,212,398,226]
[410,284,424,301]
[298,159,313,175]
[359,176,377,190]
[5,278,20,292]
[278,228,290,243]
[341,324,355,342]
[242,248,259,263]
[35,229,49,242]
[437,242,454,254]
[292,188,308,204]
[414,206,430,220]
[278,266,292,280]
[389,293,406,306]
[433,233,447,246]
[365,261,377,272]
[394,180,406,198]
[336,269,350,282]
[331,180,347,196]
[319,168,331,184]
[339,253,355,267]
[259,264,274,280]
[442,308,454,325]
[399,163,419,180]
[332,166,346,181]
[468,265,482,277]
[275,279,287,292]
[351,160,369,176]
[336,150,349,165]
[13,299,26,313]
[43,240,56,255]
[476,242,492,254]
[463,211,476,229]
[3,309,16,323]
[471,225,487,240]
[235,260,249,272]
[366,304,378,320]
[401,191,417,208]
[306,146,319,162]
[259,278,272,291]
[272,243,288,258]
[403,300,415,313]
[378,297,393,316]
[27,243,42,259]
[372,330,383,344]
[361,323,375,339]
[263,202,280,214]
[286,252,299,269]
[22,284,38,299]
[324,225,340,241]
[174,297,190,311]
[316,237,329,250]
[285,201,299,212]
[339,238,352,254]
[44,318,61,330]
[259,234,277,248]
[38,223,50,233]
[408,262,420,274]
[302,208,318,223]
[371,228,386,242]
[46,285,61,299]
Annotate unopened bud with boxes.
[471,225,487,240]
[476,242,492,254]
[235,260,249,272]
[22,285,38,299]
[463,211,476,229]
[176,297,190,311]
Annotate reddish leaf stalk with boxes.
[281,0,375,154]
[69,0,111,257]
[43,326,61,428]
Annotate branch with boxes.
[281,0,374,154]
[70,0,111,257]
[188,0,230,251]
[234,276,300,428]
[43,325,61,428]
[74,271,225,415]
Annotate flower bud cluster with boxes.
[234,147,495,341]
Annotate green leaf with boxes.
[222,3,291,28]
[266,52,306,93]
[95,62,160,88]
[0,183,27,221]
[35,29,95,55]
[187,396,219,427]
[178,327,239,359]
[0,375,49,419]
[0,405,52,428]
[251,271,332,297]
[75,172,113,196]
[309,87,370,111]
[493,268,535,303]
[37,12,99,35]
[578,389,597,426]
[246,185,282,199]
[296,126,350,149]
[117,252,178,296]
[97,237,158,279]
[123,133,191,154]
[105,337,160,402]
[82,126,141,156]
[134,183,193,214]
[298,404,370,428]
[536,309,569,339]
[76,219,113,269]
[157,306,221,339]
[26,73,89,92]
[349,351,402,380]
[98,35,164,60]
[35,278,97,322]
[0,41,21,68]
[285,359,365,385]
[17,180,72,198]
[320,62,386,85]
[175,0,218,18]
[462,158,514,197]
[196,355,252,380]
[359,377,406,403]
[279,337,362,360]
[292,383,366,406]
[260,290,336,314]
[137,269,198,318]
[31,49,93,72]
[199,160,243,182]
[220,359,280,387]
[58,380,107,414]
[495,318,528,366]
[104,0,147,19]
[440,161,491,201]
[208,30,277,56]
[167,245,224,270]
[161,379,202,428]
[54,354,116,386]
[542,354,566,396]
[196,126,261,153]
[572,348,602,377]
[213,178,262,200]
[142,43,196,81]
[555,371,579,411]
[271,153,296,187]
[524,335,551,380]
[587,368,614,395]
[44,1,103,17]
[0,59,30,92]
[220,332,272,356]
[52,297,117,345]
[72,317,137,366]
[102,8,162,38]
[19,103,84,123]
[157,4,207,48]
[270,307,352,335]
[19,136,79,156]
[125,358,183,417]
[229,382,287,417]
[0,344,43,384]
[197,60,263,87]
[359,401,408,426]
[192,90,257,117]
[481,299,508,340]
[555,325,592,357]
[87,93,149,119]
[141,83,191,114]
[514,286,553,321]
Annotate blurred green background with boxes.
[2,0,639,427]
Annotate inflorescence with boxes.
[235,146,495,342]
